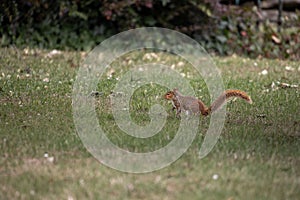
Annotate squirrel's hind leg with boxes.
[175,107,181,118]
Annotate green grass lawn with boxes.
[0,47,299,200]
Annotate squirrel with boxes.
[164,88,252,117]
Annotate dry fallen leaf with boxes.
[279,83,298,89]
[271,35,281,44]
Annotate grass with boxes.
[0,47,299,200]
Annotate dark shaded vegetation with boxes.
[1,0,299,59]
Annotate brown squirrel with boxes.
[164,88,252,117]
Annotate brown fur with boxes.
[164,89,252,117]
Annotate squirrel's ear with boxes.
[173,88,178,92]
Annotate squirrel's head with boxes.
[164,91,175,100]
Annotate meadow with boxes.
[0,47,299,200]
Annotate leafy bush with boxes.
[0,0,299,59]
[1,0,109,50]
[0,0,211,51]
[205,10,300,59]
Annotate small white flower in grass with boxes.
[143,53,152,60]
[143,52,159,61]
[44,152,49,158]
[43,77,50,83]
[254,62,258,67]
[150,52,158,59]
[187,72,192,78]
[79,179,85,186]
[46,49,62,58]
[291,84,298,88]
[212,174,219,180]
[246,153,251,159]
[261,69,268,75]
[155,175,161,183]
[262,89,270,93]
[234,153,238,160]
[47,156,54,163]
[68,195,74,200]
[259,69,268,76]
[177,61,185,67]
[285,66,295,71]
[23,48,29,55]
[271,82,278,91]
[107,69,115,78]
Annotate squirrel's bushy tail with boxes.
[207,89,252,115]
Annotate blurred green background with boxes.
[1,0,299,59]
